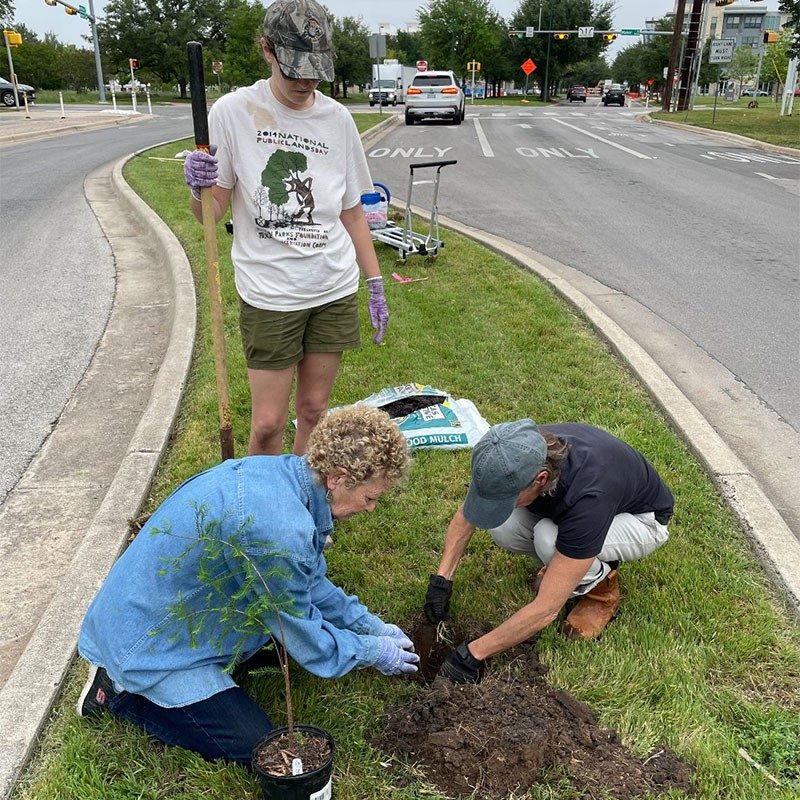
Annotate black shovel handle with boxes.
[409,160,458,172]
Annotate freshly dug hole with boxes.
[372,641,694,800]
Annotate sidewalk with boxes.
[1,109,798,800]
[0,108,151,145]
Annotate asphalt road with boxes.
[367,99,800,533]
[0,105,193,503]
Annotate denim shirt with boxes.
[79,456,385,708]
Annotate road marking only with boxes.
[551,118,652,159]
[474,118,495,158]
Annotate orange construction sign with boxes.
[521,58,537,76]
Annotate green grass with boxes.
[652,102,800,148]
[12,116,800,800]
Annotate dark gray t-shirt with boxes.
[527,424,674,559]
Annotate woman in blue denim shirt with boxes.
[76,406,417,766]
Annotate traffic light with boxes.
[763,31,780,44]
[130,58,139,70]
[602,33,617,42]
[3,30,22,46]
[44,0,57,5]
[508,30,523,39]
[65,6,77,14]
[714,0,734,6]
[553,33,569,40]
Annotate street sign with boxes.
[368,34,386,59]
[525,26,535,37]
[212,61,223,74]
[578,27,594,38]
[620,28,640,35]
[709,38,735,64]
[78,5,87,19]
[416,60,427,71]
[663,67,669,78]
[521,58,536,76]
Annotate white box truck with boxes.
[369,59,418,105]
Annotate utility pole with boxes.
[662,0,688,111]
[677,0,704,110]
[87,0,106,103]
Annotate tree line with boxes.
[4,0,617,97]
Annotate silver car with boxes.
[405,71,465,125]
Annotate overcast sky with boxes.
[15,1,675,63]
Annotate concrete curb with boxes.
[359,111,401,150]
[404,204,800,618]
[638,112,800,157]
[0,152,196,800]
[0,114,151,146]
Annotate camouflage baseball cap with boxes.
[262,0,334,82]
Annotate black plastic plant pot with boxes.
[253,725,335,800]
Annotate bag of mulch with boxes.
[350,383,490,450]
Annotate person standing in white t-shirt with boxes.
[183,0,388,455]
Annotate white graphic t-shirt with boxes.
[209,80,374,311]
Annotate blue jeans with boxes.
[106,649,278,765]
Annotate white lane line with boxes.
[518,112,533,116]
[491,112,507,117]
[544,112,559,116]
[551,118,652,159]
[473,117,495,158]
[754,171,778,180]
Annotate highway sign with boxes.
[578,27,594,38]
[620,28,640,35]
[709,39,735,64]
[521,58,536,76]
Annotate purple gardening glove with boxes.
[374,636,419,676]
[184,147,218,200]
[378,623,415,652]
[366,276,389,344]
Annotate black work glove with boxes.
[424,574,453,623]
[438,641,486,685]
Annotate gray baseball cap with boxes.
[463,419,547,529]
[262,0,335,82]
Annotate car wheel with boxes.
[405,110,414,125]
[1,90,16,107]
[453,111,462,125]
[369,102,374,107]
[582,97,586,102]
[461,105,465,121]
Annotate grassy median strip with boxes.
[651,102,800,149]
[13,118,799,800]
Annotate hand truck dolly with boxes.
[368,159,457,262]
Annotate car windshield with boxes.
[374,80,395,88]
[413,76,453,87]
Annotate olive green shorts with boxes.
[239,292,361,370]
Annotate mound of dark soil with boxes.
[373,625,694,800]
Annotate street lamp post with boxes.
[88,0,106,103]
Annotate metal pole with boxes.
[751,48,764,100]
[673,34,687,112]
[712,64,720,124]
[3,32,20,110]
[111,85,117,111]
[376,59,382,116]
[543,23,552,103]
[130,59,137,112]
[87,0,106,103]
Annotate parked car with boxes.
[0,76,35,106]
[741,89,769,97]
[602,83,625,107]
[568,85,587,102]
[405,70,465,125]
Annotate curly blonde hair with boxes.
[306,406,410,488]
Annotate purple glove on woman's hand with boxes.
[366,276,389,344]
[374,636,420,676]
[183,148,218,199]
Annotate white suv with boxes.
[405,71,465,125]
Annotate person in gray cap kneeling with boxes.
[426,420,674,684]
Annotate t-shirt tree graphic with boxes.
[257,149,316,227]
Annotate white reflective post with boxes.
[59,91,65,118]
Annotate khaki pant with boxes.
[490,508,669,596]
